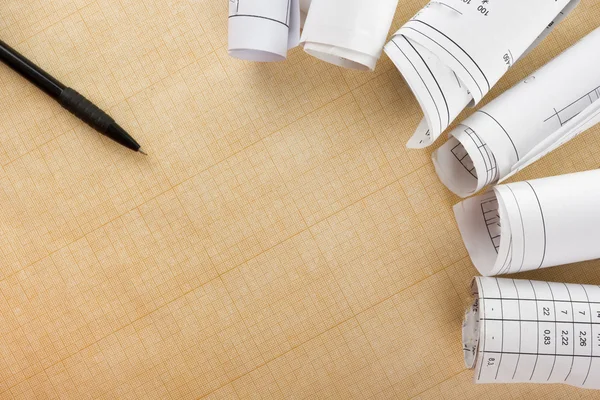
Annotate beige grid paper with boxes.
[0,0,599,399]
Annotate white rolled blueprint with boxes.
[384,0,580,148]
[434,27,600,197]
[464,277,600,389]
[454,169,600,277]
[228,0,300,62]
[300,0,399,71]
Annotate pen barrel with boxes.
[59,88,114,133]
[0,40,66,98]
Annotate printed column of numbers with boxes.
[477,278,600,387]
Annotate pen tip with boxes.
[139,149,148,156]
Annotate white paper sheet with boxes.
[300,0,399,71]
[454,169,600,277]
[464,277,600,389]
[300,0,312,27]
[434,27,600,197]
[228,0,300,62]
[384,0,580,148]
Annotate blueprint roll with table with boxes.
[464,277,600,389]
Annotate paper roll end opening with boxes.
[462,296,480,369]
[433,136,479,198]
[303,43,375,71]
[453,192,501,277]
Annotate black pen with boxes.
[0,39,146,155]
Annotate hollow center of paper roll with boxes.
[453,142,477,178]
[453,190,507,276]
[432,136,480,198]
[462,298,480,369]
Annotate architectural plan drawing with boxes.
[434,27,600,197]
[385,0,580,148]
[454,169,600,277]
[464,277,600,389]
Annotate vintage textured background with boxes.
[0,0,599,398]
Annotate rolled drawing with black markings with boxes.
[454,169,600,277]
[228,0,301,62]
[434,27,600,198]
[384,0,580,149]
[300,0,399,71]
[464,277,600,389]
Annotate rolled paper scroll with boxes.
[300,0,399,71]
[384,0,580,148]
[464,277,600,389]
[455,169,600,277]
[434,27,600,197]
[228,0,301,62]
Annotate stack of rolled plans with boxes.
[228,0,302,62]
[435,27,600,197]
[384,0,580,148]
[464,277,600,388]
[454,169,600,277]
[300,0,399,71]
